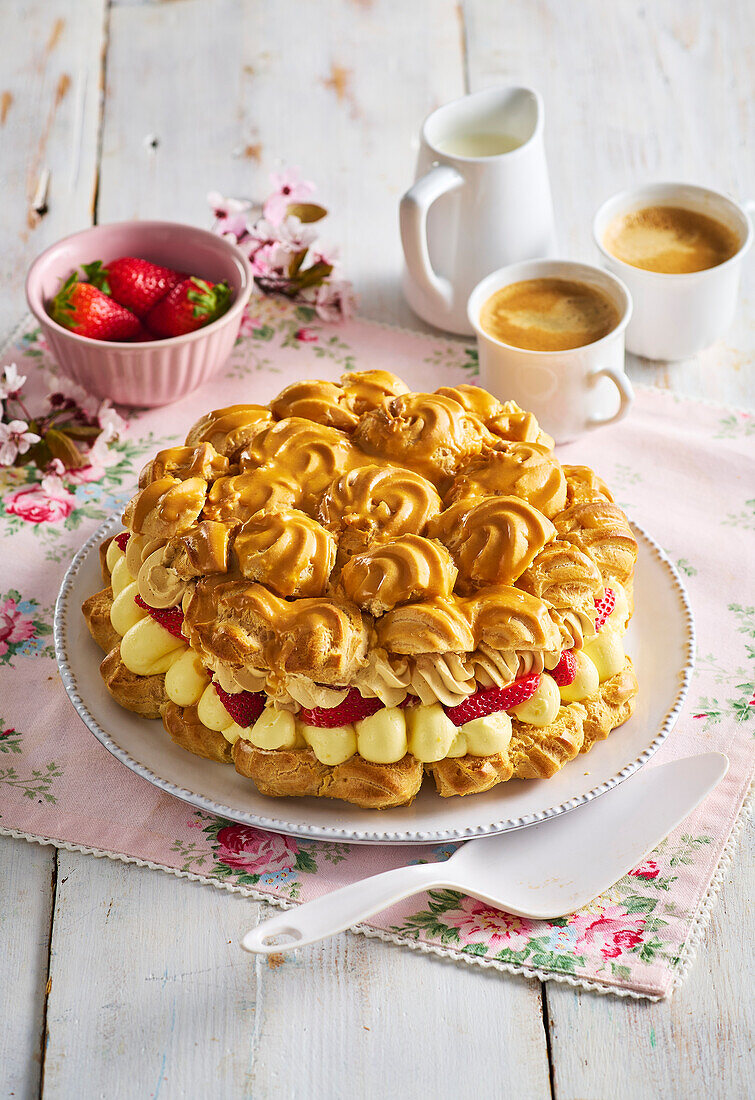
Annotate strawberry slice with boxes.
[134,595,186,641]
[82,258,185,318]
[114,532,130,552]
[594,588,616,631]
[445,673,541,727]
[300,688,383,728]
[49,274,143,342]
[214,684,265,728]
[399,695,418,709]
[549,650,577,687]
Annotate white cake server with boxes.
[241,752,727,955]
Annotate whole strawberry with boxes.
[145,277,231,338]
[82,258,185,318]
[50,273,143,342]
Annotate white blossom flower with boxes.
[314,279,357,322]
[0,363,27,401]
[0,419,41,466]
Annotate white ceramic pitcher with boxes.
[400,86,557,335]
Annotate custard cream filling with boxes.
[104,535,628,762]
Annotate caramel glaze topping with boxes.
[554,501,637,584]
[338,534,457,615]
[138,443,229,488]
[428,495,556,592]
[203,468,302,526]
[184,579,370,684]
[318,463,442,562]
[165,520,231,577]
[352,392,494,484]
[445,442,567,518]
[123,476,207,538]
[184,404,273,457]
[562,464,615,506]
[119,373,633,686]
[234,507,337,598]
[377,585,560,656]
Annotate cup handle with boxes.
[400,164,464,317]
[587,367,635,429]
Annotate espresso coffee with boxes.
[479,278,621,352]
[604,205,740,274]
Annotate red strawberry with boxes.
[82,258,185,318]
[445,673,541,727]
[549,650,577,687]
[49,274,142,342]
[300,688,383,729]
[114,532,130,552]
[214,684,265,728]
[134,595,186,641]
[145,277,231,338]
[594,588,616,631]
[399,695,418,708]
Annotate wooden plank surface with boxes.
[0,839,54,1100]
[0,0,752,1096]
[0,0,106,338]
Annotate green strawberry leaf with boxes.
[81,260,111,295]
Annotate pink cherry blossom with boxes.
[0,420,41,466]
[4,473,76,524]
[0,597,36,659]
[215,824,300,875]
[250,241,294,280]
[314,279,357,322]
[207,191,254,242]
[263,167,315,226]
[294,327,318,342]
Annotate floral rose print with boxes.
[443,896,535,952]
[0,590,53,664]
[629,859,660,880]
[215,823,300,875]
[4,473,76,524]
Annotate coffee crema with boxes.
[479,278,621,352]
[604,205,740,274]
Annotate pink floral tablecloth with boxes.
[0,298,752,999]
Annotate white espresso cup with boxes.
[400,86,557,336]
[467,259,634,444]
[593,182,753,361]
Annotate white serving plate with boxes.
[55,515,694,845]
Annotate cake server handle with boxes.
[241,861,449,954]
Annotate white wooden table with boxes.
[1,3,752,1096]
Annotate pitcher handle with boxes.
[400,164,464,317]
[587,367,635,429]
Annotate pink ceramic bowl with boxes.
[26,221,253,407]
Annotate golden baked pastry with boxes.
[82,374,638,809]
